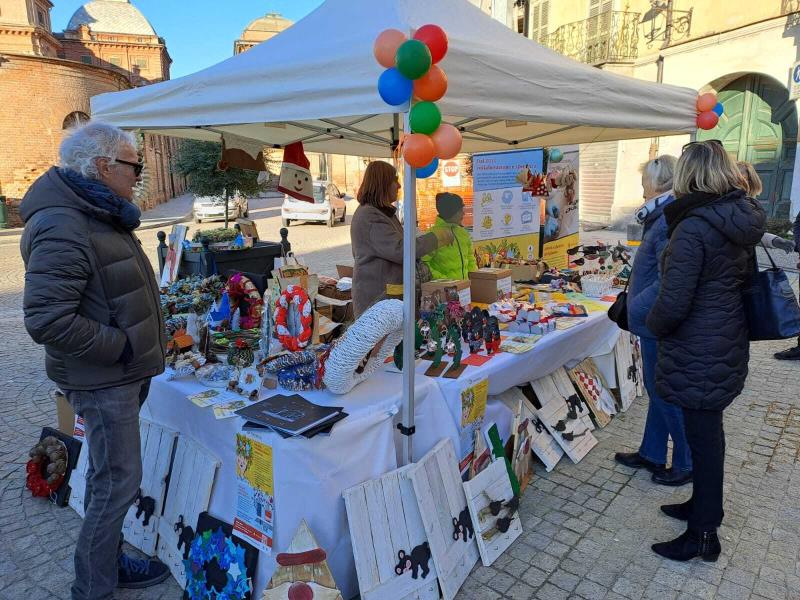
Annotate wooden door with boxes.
[699,74,797,219]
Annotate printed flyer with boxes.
[472,187,539,242]
[459,378,489,475]
[233,434,274,554]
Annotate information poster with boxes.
[459,378,489,475]
[472,187,540,242]
[233,434,274,554]
[472,149,545,263]
[543,146,580,268]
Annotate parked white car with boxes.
[193,194,249,223]
[281,181,349,228]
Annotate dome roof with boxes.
[67,0,157,36]
[240,12,292,41]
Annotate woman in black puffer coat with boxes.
[646,140,765,563]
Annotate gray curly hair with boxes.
[59,121,137,179]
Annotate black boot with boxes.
[774,345,800,361]
[614,451,664,473]
[652,529,721,562]
[652,468,692,487]
[660,499,692,520]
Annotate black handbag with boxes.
[743,244,800,341]
[607,277,630,331]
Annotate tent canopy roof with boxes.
[91,0,699,157]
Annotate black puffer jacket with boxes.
[20,167,166,391]
[646,189,765,410]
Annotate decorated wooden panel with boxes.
[530,370,597,463]
[614,334,638,412]
[263,519,342,600]
[408,439,479,600]
[156,436,219,587]
[67,436,90,518]
[463,459,522,567]
[122,419,178,556]
[494,388,535,492]
[343,465,438,600]
[631,334,645,397]
[567,359,615,428]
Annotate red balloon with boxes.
[403,133,436,168]
[431,123,462,159]
[287,581,313,600]
[697,111,719,130]
[374,29,407,68]
[413,65,448,102]
[696,92,717,113]
[413,24,448,64]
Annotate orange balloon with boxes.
[403,133,436,168]
[431,123,462,159]
[696,92,717,113]
[696,111,719,130]
[413,65,448,101]
[374,29,407,68]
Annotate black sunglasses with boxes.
[682,139,723,154]
[115,158,144,176]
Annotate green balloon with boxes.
[395,40,432,80]
[409,102,442,135]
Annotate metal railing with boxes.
[543,10,640,65]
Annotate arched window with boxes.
[63,111,90,130]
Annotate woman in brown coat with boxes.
[350,161,453,316]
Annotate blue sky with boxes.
[50,0,324,78]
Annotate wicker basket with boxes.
[580,275,613,298]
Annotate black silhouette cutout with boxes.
[452,507,474,542]
[174,515,195,559]
[394,542,431,579]
[133,489,156,526]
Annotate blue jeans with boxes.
[638,337,692,472]
[65,379,151,600]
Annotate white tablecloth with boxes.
[142,311,620,598]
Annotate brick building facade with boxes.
[0,0,183,224]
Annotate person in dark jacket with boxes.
[646,140,765,562]
[773,208,800,360]
[614,155,692,487]
[20,122,169,598]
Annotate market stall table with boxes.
[141,307,620,598]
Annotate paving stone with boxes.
[548,568,580,592]
[536,582,570,600]
[522,565,549,588]
[612,576,646,599]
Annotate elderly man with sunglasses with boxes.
[20,122,169,599]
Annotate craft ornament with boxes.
[275,285,313,352]
[26,436,68,497]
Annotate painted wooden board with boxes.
[530,371,597,463]
[156,436,219,587]
[408,439,479,600]
[264,520,342,600]
[567,360,614,428]
[343,465,438,600]
[494,388,534,492]
[67,438,90,518]
[614,334,638,412]
[463,460,522,567]
[122,419,178,556]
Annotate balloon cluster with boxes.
[374,25,463,177]
[696,92,724,130]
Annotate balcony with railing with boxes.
[542,10,640,65]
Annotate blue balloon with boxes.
[712,102,724,116]
[378,68,412,106]
[416,158,439,179]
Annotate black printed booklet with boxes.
[235,394,347,438]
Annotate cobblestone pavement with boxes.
[0,199,799,599]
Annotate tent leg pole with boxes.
[401,112,416,466]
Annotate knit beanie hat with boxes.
[436,192,464,220]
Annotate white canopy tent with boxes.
[92,0,701,464]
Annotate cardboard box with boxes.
[336,264,354,278]
[421,279,472,307]
[469,268,513,304]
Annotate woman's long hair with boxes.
[357,161,397,208]
[674,141,746,198]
